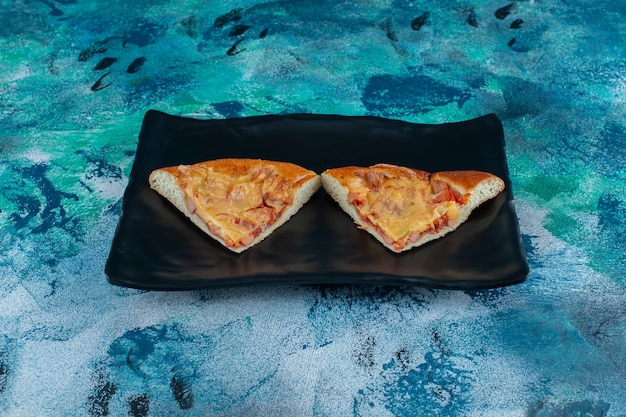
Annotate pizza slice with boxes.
[149,158,321,253]
[321,163,505,253]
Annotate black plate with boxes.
[105,110,528,290]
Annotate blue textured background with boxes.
[1,0,625,415]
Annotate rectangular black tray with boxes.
[105,110,528,290]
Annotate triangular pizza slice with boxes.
[149,158,321,253]
[321,163,505,253]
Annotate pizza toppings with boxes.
[175,164,283,248]
[341,164,461,250]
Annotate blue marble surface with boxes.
[1,0,625,415]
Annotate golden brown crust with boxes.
[328,166,500,191]
[430,170,500,195]
[162,158,317,184]
[325,164,430,186]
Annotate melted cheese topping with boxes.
[341,165,462,247]
[174,163,296,248]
